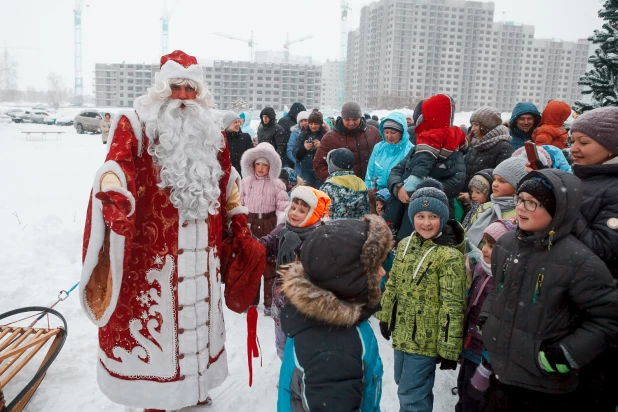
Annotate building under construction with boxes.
[93,60,322,111]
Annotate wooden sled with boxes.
[0,307,67,412]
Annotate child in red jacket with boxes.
[532,100,571,149]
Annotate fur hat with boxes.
[327,148,355,174]
[493,157,528,190]
[470,107,503,131]
[308,109,323,124]
[281,215,394,327]
[285,186,331,228]
[157,50,203,88]
[341,102,363,119]
[571,106,618,155]
[296,111,310,124]
[408,178,450,233]
[240,142,281,180]
[221,111,240,130]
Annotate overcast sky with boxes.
[0,0,604,93]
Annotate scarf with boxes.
[276,222,318,268]
[471,125,511,151]
[466,195,515,248]
[462,202,480,230]
[481,259,492,277]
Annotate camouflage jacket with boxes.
[377,221,467,360]
[320,171,371,220]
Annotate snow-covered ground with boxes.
[0,121,459,411]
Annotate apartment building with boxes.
[345,0,590,112]
[94,61,321,111]
[320,60,346,110]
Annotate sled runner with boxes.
[0,307,67,412]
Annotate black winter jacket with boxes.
[278,103,306,167]
[225,130,253,174]
[572,162,618,282]
[465,127,513,185]
[482,169,618,394]
[257,107,288,165]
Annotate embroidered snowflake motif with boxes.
[137,290,152,307]
[153,255,164,266]
[140,311,149,321]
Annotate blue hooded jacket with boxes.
[542,144,572,173]
[364,112,414,190]
[509,102,541,150]
[239,111,256,138]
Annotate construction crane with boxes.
[161,0,170,55]
[283,33,312,64]
[213,32,257,62]
[340,0,351,61]
[73,0,83,104]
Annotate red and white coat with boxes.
[79,110,246,410]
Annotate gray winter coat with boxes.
[482,169,618,394]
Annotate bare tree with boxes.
[0,48,19,101]
[47,73,66,109]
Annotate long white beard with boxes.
[146,99,225,220]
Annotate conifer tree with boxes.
[574,0,618,113]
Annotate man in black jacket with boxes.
[278,102,306,167]
[221,111,253,174]
[257,107,288,167]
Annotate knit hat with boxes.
[296,111,310,124]
[308,109,323,124]
[341,102,363,119]
[517,175,557,217]
[298,215,393,307]
[254,157,269,166]
[408,178,450,233]
[286,186,331,227]
[221,111,240,130]
[483,218,518,243]
[375,188,391,203]
[512,146,553,168]
[327,148,355,174]
[493,157,528,190]
[383,119,404,134]
[470,107,503,131]
[364,113,371,119]
[279,167,298,190]
[571,106,618,155]
[468,169,494,198]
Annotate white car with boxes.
[31,110,52,124]
[0,113,12,124]
[55,114,74,126]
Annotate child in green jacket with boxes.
[378,178,467,412]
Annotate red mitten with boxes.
[95,189,135,237]
[230,213,251,238]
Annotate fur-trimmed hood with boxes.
[280,215,394,327]
[240,142,282,180]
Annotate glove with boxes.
[95,189,135,237]
[437,356,458,370]
[379,321,391,341]
[230,213,251,238]
[539,344,571,373]
[476,314,488,332]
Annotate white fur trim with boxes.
[240,142,282,180]
[227,167,241,200]
[101,186,135,217]
[80,161,129,327]
[107,109,144,157]
[157,60,204,87]
[96,353,228,409]
[286,186,319,227]
[226,205,248,219]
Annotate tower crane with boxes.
[74,0,84,104]
[213,32,257,62]
[340,0,351,61]
[161,0,170,55]
[283,33,312,64]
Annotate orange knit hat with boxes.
[286,186,331,228]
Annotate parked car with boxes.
[0,113,12,124]
[74,111,102,134]
[8,110,31,123]
[43,114,57,125]
[55,114,74,126]
[31,111,52,124]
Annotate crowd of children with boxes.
[229,104,618,412]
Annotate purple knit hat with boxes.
[571,107,618,155]
[483,218,517,243]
